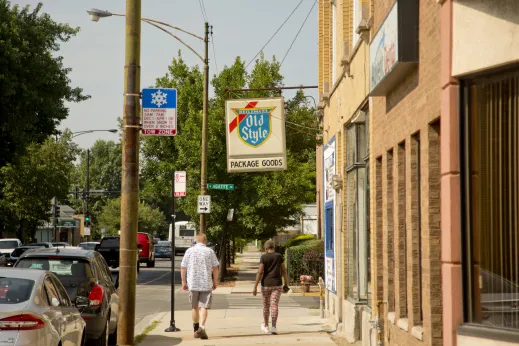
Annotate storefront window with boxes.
[462,73,519,331]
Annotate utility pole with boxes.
[117,0,141,344]
[85,149,90,241]
[199,22,210,233]
[52,197,58,241]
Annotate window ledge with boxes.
[388,312,395,325]
[411,325,424,341]
[397,318,409,332]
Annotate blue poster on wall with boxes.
[323,136,336,294]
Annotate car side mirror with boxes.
[75,296,89,308]
[94,244,100,251]
[51,297,60,307]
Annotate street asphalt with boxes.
[134,256,320,325]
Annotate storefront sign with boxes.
[323,137,336,294]
[226,98,287,173]
[369,0,418,96]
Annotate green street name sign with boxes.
[208,183,235,191]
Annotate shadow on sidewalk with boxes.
[194,330,330,340]
[140,334,182,346]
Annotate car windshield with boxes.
[0,277,34,304]
[78,243,97,250]
[179,229,195,237]
[16,258,93,286]
[100,238,119,247]
[0,241,18,249]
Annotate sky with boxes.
[12,0,318,149]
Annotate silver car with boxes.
[0,268,86,346]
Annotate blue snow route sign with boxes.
[141,88,178,136]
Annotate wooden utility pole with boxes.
[199,22,210,233]
[117,0,141,344]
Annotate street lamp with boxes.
[71,129,118,138]
[87,9,211,235]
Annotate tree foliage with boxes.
[0,1,89,167]
[69,140,122,225]
[0,131,79,240]
[98,198,167,237]
[140,53,319,241]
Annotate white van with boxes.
[168,221,196,255]
[0,238,22,259]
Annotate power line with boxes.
[211,27,219,75]
[280,0,317,67]
[245,0,304,69]
[198,0,208,22]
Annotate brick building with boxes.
[318,0,519,345]
[369,0,442,344]
[440,0,519,345]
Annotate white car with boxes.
[0,268,86,346]
[0,239,22,262]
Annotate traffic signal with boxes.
[74,186,79,199]
[54,205,60,218]
[81,189,87,200]
[85,215,90,227]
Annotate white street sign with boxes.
[84,227,91,236]
[141,88,178,136]
[197,195,211,214]
[227,208,234,221]
[174,171,186,197]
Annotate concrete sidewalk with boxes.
[138,245,335,345]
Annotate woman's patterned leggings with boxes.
[261,286,282,327]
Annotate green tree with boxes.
[0,131,79,241]
[0,1,89,167]
[69,140,122,227]
[140,53,319,243]
[98,198,167,237]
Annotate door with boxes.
[43,277,66,344]
[50,276,83,345]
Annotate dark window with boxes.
[0,277,34,304]
[100,238,120,247]
[50,276,71,307]
[179,229,195,237]
[0,241,18,249]
[462,72,519,330]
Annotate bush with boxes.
[285,239,324,284]
[283,234,316,248]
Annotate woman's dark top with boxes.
[260,252,283,287]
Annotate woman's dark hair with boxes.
[264,240,275,250]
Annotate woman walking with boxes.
[252,240,289,334]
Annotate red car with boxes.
[137,232,156,268]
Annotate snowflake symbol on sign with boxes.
[151,90,167,107]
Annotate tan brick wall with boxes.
[370,0,442,344]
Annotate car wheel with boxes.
[150,260,155,268]
[91,318,108,346]
[108,323,117,345]
[146,260,152,268]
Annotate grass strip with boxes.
[134,320,160,345]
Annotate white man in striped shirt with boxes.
[181,232,220,339]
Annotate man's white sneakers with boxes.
[270,327,278,335]
[261,323,270,333]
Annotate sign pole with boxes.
[165,170,180,332]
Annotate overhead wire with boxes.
[280,0,317,67]
[211,28,219,75]
[245,0,305,69]
[198,0,208,22]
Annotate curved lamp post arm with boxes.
[71,129,118,138]
[142,19,204,62]
[141,17,204,41]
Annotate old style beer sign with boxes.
[225,97,287,173]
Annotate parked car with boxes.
[14,248,119,346]
[27,242,54,248]
[78,242,100,251]
[0,268,86,346]
[137,232,156,268]
[0,239,22,263]
[154,241,172,259]
[7,246,44,267]
[96,236,140,274]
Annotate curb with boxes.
[134,311,167,337]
